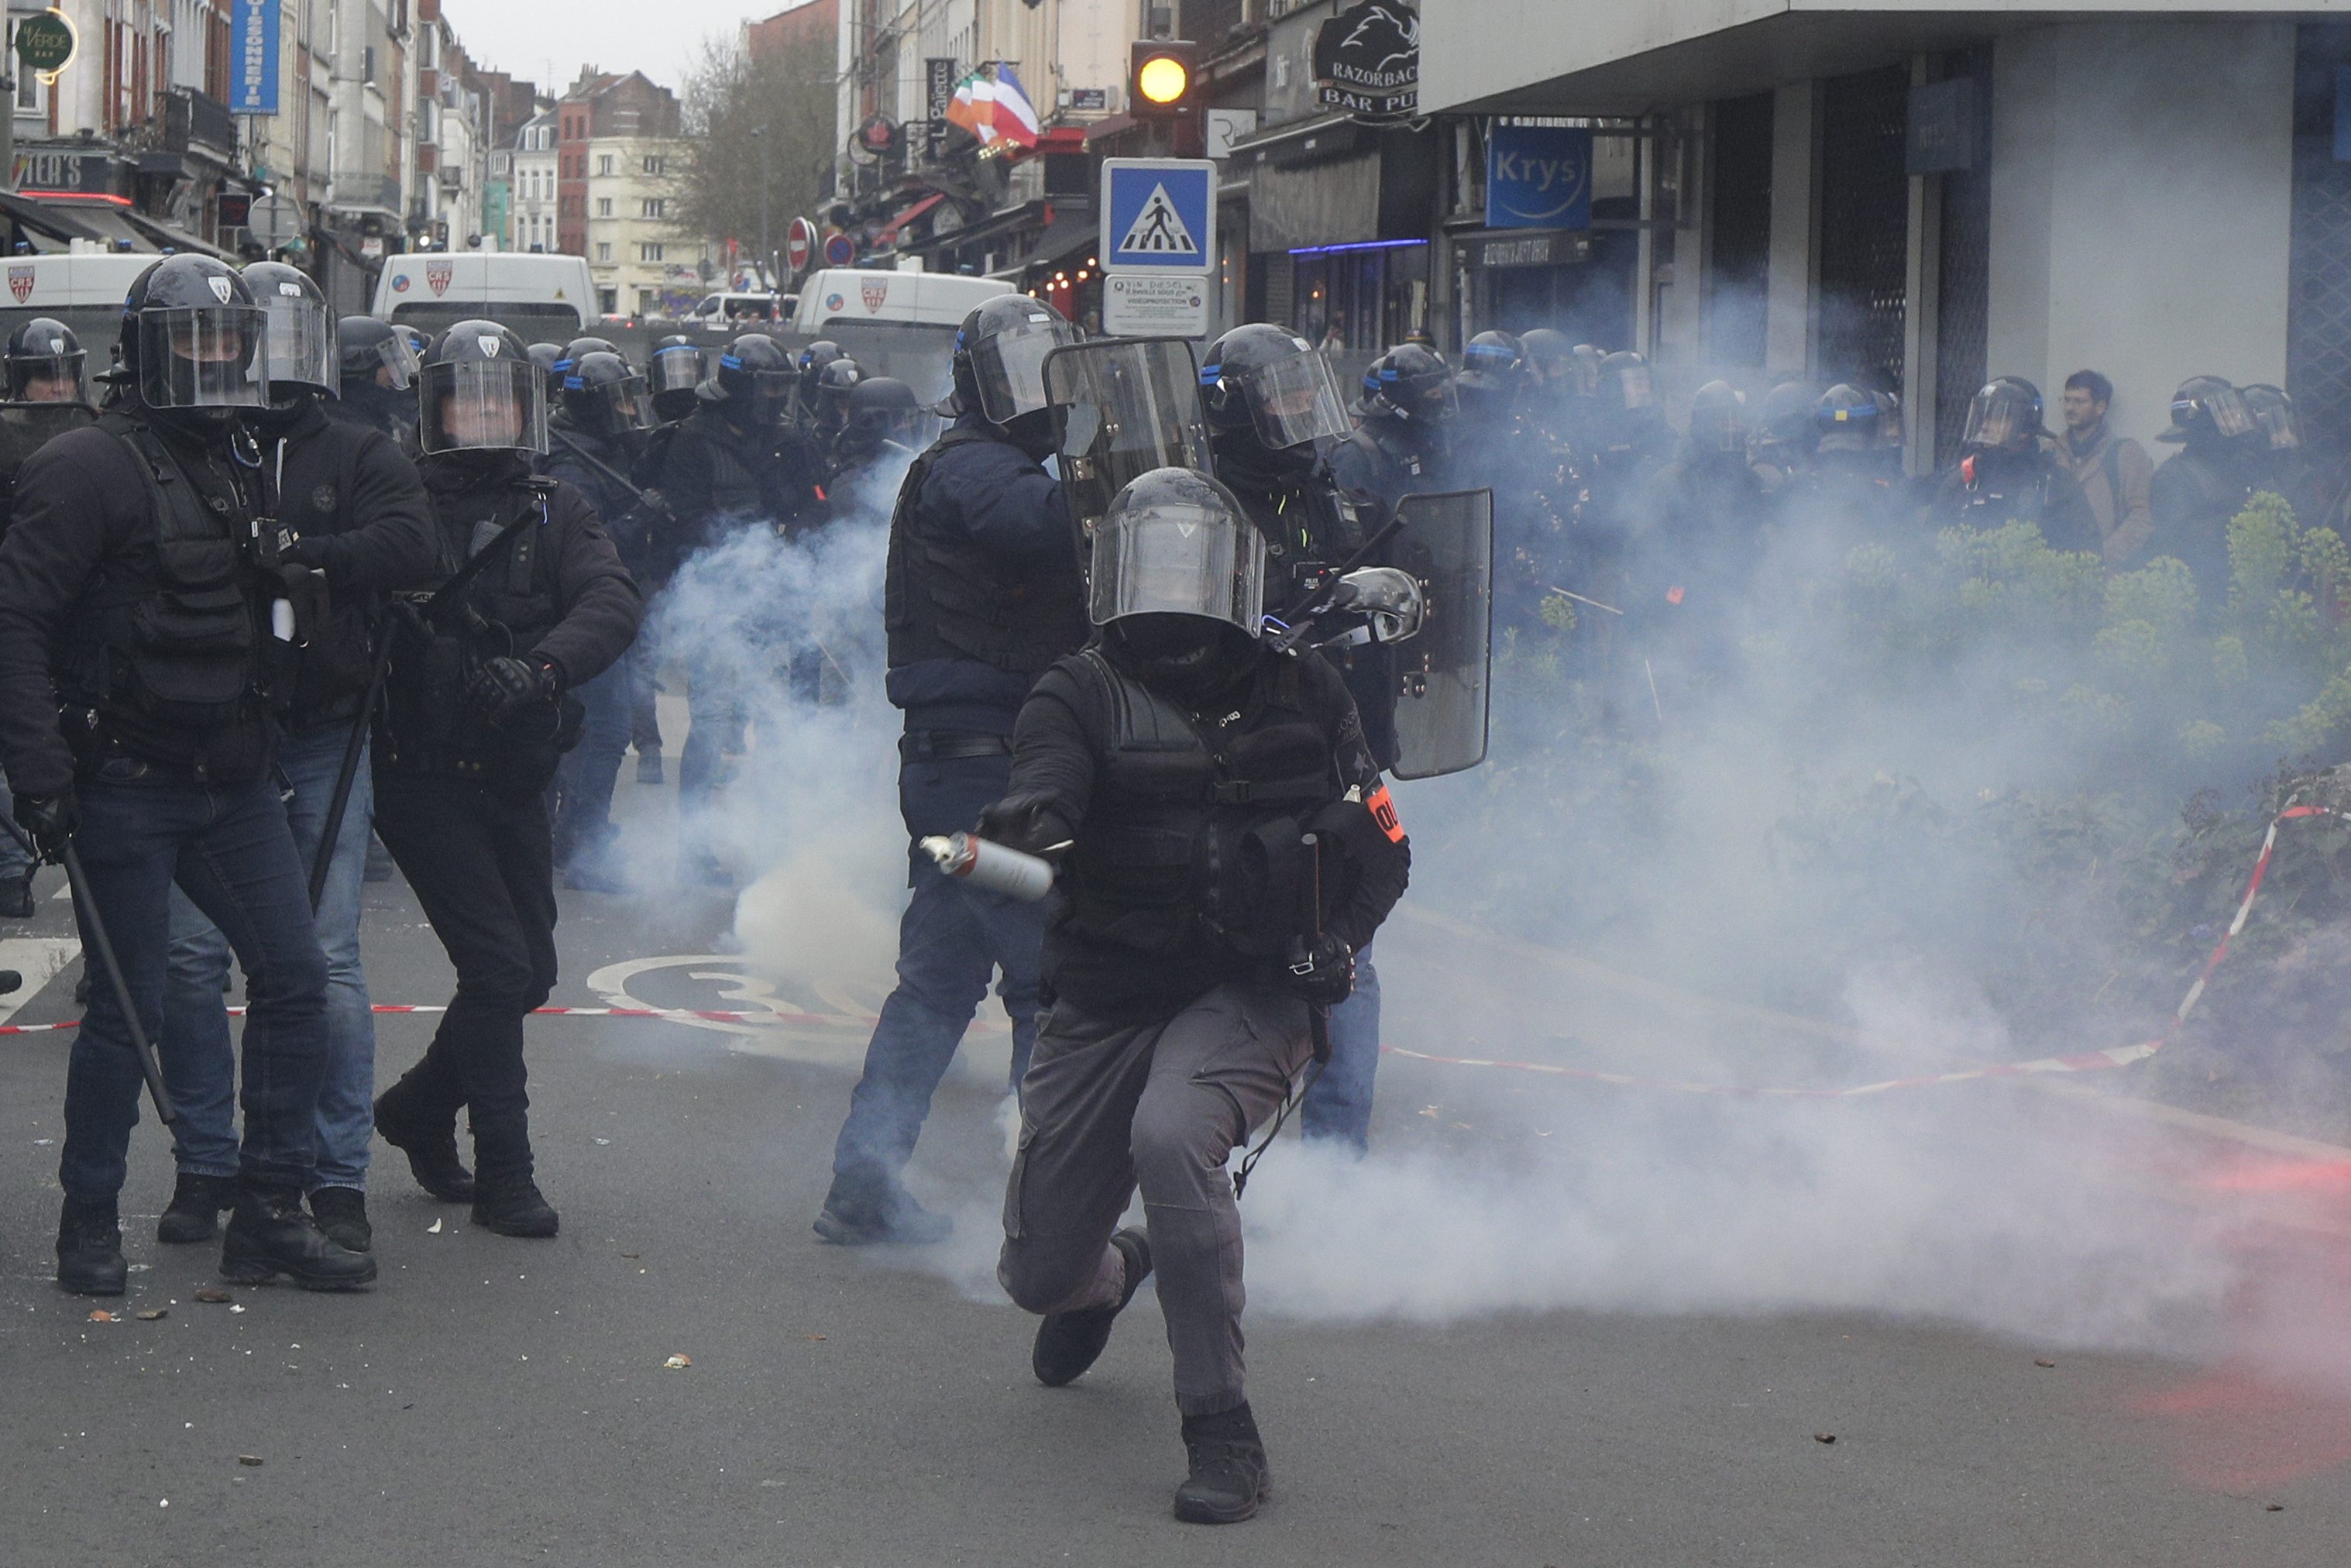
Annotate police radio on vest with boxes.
[920,834,1056,902]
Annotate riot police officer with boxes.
[543,349,654,891]
[2146,377,2262,603]
[329,317,422,444]
[816,294,1087,1246]
[826,374,932,499]
[369,321,641,1236]
[1927,377,2099,554]
[0,255,373,1294]
[644,333,703,426]
[150,263,438,1255]
[1200,322,1393,1151]
[1330,342,1456,507]
[1630,380,1765,683]
[985,466,1411,1524]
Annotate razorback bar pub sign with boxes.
[1314,0,1420,122]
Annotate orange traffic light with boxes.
[1130,40,1199,118]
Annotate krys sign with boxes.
[1485,123,1593,232]
[1314,0,1418,122]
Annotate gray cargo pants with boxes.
[998,982,1311,1416]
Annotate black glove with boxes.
[467,655,558,718]
[1287,932,1355,1009]
[977,790,1075,857]
[15,790,78,861]
[280,534,333,572]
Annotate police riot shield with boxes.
[1043,338,1212,535]
[1387,488,1493,780]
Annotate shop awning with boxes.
[878,191,947,245]
[985,208,1098,279]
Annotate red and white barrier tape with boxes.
[0,806,2333,1096]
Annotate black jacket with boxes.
[266,394,438,727]
[997,641,1408,1022]
[0,412,276,796]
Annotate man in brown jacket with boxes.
[2057,370,2155,568]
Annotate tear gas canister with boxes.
[919,833,1056,901]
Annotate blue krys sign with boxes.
[1485,124,1592,232]
[231,0,280,116]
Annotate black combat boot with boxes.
[373,1082,476,1201]
[473,1175,559,1236]
[1032,1227,1151,1387]
[56,1196,126,1296]
[219,1183,378,1290]
[308,1186,373,1253]
[0,868,34,917]
[156,1171,239,1243]
[814,1174,954,1246]
[1174,1402,1271,1524]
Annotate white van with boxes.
[371,253,596,341]
[684,291,785,332]
[0,253,173,362]
[791,269,1014,404]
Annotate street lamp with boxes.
[752,124,770,290]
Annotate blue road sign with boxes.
[1100,158,1216,273]
[1485,124,1591,232]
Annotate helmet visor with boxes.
[1689,402,1746,454]
[2202,386,2257,441]
[1608,362,1655,411]
[138,307,268,409]
[258,293,335,396]
[1088,493,1266,632]
[565,370,651,432]
[6,347,88,404]
[971,314,1084,424]
[648,343,703,397]
[419,358,548,454]
[2249,392,2303,452]
[1239,349,1349,450]
[1963,383,2038,449]
[356,330,421,391]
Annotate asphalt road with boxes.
[2,755,2349,1567]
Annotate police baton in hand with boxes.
[0,811,177,1125]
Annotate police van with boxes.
[791,267,1013,404]
[0,253,174,365]
[371,253,596,342]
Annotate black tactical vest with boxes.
[883,428,1088,676]
[60,414,264,734]
[1057,646,1338,962]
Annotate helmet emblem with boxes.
[207,275,234,304]
[479,335,503,358]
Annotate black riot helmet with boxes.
[2157,375,2254,445]
[1813,383,1879,454]
[1755,380,1819,456]
[1462,331,1524,390]
[1594,350,1655,415]
[242,260,337,404]
[339,315,418,391]
[1687,380,1747,457]
[712,332,796,427]
[647,334,702,397]
[556,335,622,377]
[527,342,565,396]
[1199,322,1350,452]
[1517,328,1572,390]
[1961,377,2047,454]
[2242,384,2303,453]
[418,320,548,456]
[560,350,650,436]
[1356,342,1457,425]
[798,339,845,380]
[838,375,933,457]
[949,295,1082,425]
[811,356,866,434]
[1568,344,1606,398]
[4,317,88,404]
[119,254,268,414]
[1090,466,1267,643]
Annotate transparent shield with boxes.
[1088,488,1266,632]
[418,358,549,454]
[1388,489,1493,780]
[1044,339,1211,528]
[972,313,1084,424]
[5,349,88,404]
[260,294,336,394]
[138,307,268,409]
[364,331,421,390]
[1241,349,1350,451]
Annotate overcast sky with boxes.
[444,0,817,98]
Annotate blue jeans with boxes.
[827,747,1044,1207]
[158,724,376,1189]
[550,655,632,866]
[1301,945,1380,1151]
[59,769,330,1200]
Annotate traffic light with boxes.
[1129,40,1199,118]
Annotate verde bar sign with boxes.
[15,11,76,77]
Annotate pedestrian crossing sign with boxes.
[1101,159,1217,273]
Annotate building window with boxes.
[597,154,614,177]
[596,198,612,218]
[641,242,664,263]
[643,155,665,177]
[597,242,612,261]
[641,198,664,219]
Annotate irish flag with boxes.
[943,64,1041,150]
